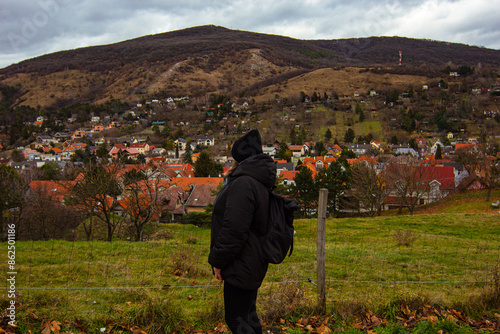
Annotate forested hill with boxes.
[2,25,500,76]
[311,36,500,66]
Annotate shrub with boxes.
[259,280,312,324]
[181,212,212,227]
[150,228,174,241]
[393,229,419,246]
[186,236,198,244]
[170,243,202,277]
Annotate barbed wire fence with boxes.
[2,192,500,327]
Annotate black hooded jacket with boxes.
[208,153,277,290]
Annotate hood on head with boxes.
[231,129,263,163]
[230,153,276,188]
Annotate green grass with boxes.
[2,196,500,332]
[327,109,383,142]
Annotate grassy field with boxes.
[2,191,500,333]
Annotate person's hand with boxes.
[213,267,223,281]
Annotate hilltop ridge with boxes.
[1,25,499,109]
[2,25,500,76]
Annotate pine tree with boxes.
[344,128,355,143]
[325,128,332,141]
[194,152,222,177]
[315,160,352,218]
[290,166,317,217]
[435,144,443,160]
[290,128,297,145]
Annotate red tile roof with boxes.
[169,177,223,191]
[288,145,303,152]
[279,170,298,181]
[455,143,475,151]
[385,165,455,191]
[29,180,75,203]
[185,184,219,208]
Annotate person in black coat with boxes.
[208,129,276,333]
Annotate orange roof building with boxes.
[169,177,223,192]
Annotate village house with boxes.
[36,135,57,145]
[415,138,427,156]
[184,183,219,213]
[392,145,419,157]
[346,144,372,157]
[382,165,456,211]
[28,180,75,204]
[150,147,166,156]
[94,137,107,145]
[197,137,215,147]
[138,165,178,181]
[72,129,87,140]
[454,143,476,153]
[327,144,343,157]
[288,145,303,158]
[34,116,46,127]
[262,146,277,157]
[276,161,295,175]
[92,125,105,133]
[11,161,38,171]
[54,132,71,142]
[174,138,188,151]
[130,142,151,155]
[278,170,299,186]
[165,164,195,177]
[370,141,383,152]
[108,147,140,160]
[303,156,336,170]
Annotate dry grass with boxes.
[170,243,203,277]
[255,67,432,102]
[260,280,312,323]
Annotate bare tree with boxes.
[455,148,481,176]
[0,165,27,240]
[456,145,500,201]
[119,166,163,241]
[67,164,122,241]
[20,186,83,240]
[476,139,500,202]
[483,160,500,201]
[384,156,438,215]
[350,162,388,216]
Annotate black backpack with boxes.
[261,190,299,264]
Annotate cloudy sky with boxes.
[1,0,499,69]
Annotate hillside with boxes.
[311,36,500,66]
[1,25,499,109]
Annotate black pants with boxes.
[224,283,262,334]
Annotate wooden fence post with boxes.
[317,188,328,313]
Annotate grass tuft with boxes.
[119,296,184,334]
[170,243,203,277]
